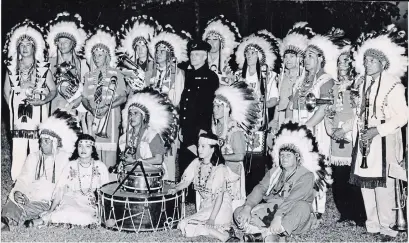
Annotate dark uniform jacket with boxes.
[179,64,219,145]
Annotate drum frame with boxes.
[98,184,186,233]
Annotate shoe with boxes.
[225,227,240,242]
[316,213,323,220]
[380,234,395,242]
[243,233,264,242]
[226,236,241,242]
[23,219,34,228]
[336,218,347,223]
[1,217,10,232]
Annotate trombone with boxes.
[92,76,118,138]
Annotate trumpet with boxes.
[390,178,407,231]
[117,53,146,91]
[305,93,334,112]
[92,76,118,138]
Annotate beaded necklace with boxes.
[77,159,95,196]
[197,160,212,190]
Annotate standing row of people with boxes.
[2,11,408,242]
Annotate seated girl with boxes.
[169,132,240,242]
[28,134,110,227]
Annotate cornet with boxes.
[305,93,334,112]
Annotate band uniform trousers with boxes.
[332,165,366,224]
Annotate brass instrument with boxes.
[92,76,118,138]
[117,53,146,91]
[55,62,81,100]
[390,178,407,231]
[389,155,408,232]
[305,93,334,112]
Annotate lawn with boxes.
[1,120,407,242]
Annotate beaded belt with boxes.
[11,130,39,139]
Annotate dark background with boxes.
[1,0,407,130]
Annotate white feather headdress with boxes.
[45,12,88,58]
[280,22,315,57]
[4,19,47,63]
[118,15,162,59]
[353,24,408,79]
[235,33,278,69]
[214,81,261,135]
[149,25,191,62]
[122,88,179,150]
[307,34,340,79]
[202,15,241,63]
[272,121,333,190]
[38,109,80,154]
[84,26,117,67]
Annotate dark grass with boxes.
[1,120,407,242]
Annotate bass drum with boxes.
[98,181,185,232]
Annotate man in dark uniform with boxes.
[178,40,219,201]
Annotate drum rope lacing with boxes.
[77,159,95,196]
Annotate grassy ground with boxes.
[1,120,408,242]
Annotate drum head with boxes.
[124,164,163,175]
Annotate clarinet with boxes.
[359,76,374,169]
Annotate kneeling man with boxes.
[233,122,331,242]
[1,109,80,230]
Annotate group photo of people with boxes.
[1,0,408,242]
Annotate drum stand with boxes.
[113,160,152,195]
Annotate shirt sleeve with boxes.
[180,158,198,185]
[275,172,315,217]
[245,168,275,208]
[51,163,72,201]
[230,131,246,155]
[149,134,167,156]
[320,79,335,98]
[211,166,227,198]
[96,161,110,186]
[377,84,408,137]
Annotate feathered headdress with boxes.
[271,121,332,191]
[38,109,81,154]
[235,32,279,70]
[202,15,241,73]
[353,24,408,79]
[280,22,315,57]
[307,28,344,79]
[214,81,262,136]
[84,25,117,68]
[122,87,179,150]
[118,15,162,60]
[4,19,47,64]
[149,25,191,62]
[256,30,282,73]
[45,12,88,58]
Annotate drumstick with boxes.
[112,160,142,195]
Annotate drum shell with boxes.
[121,171,163,193]
[98,182,184,232]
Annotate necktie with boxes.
[94,71,103,105]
